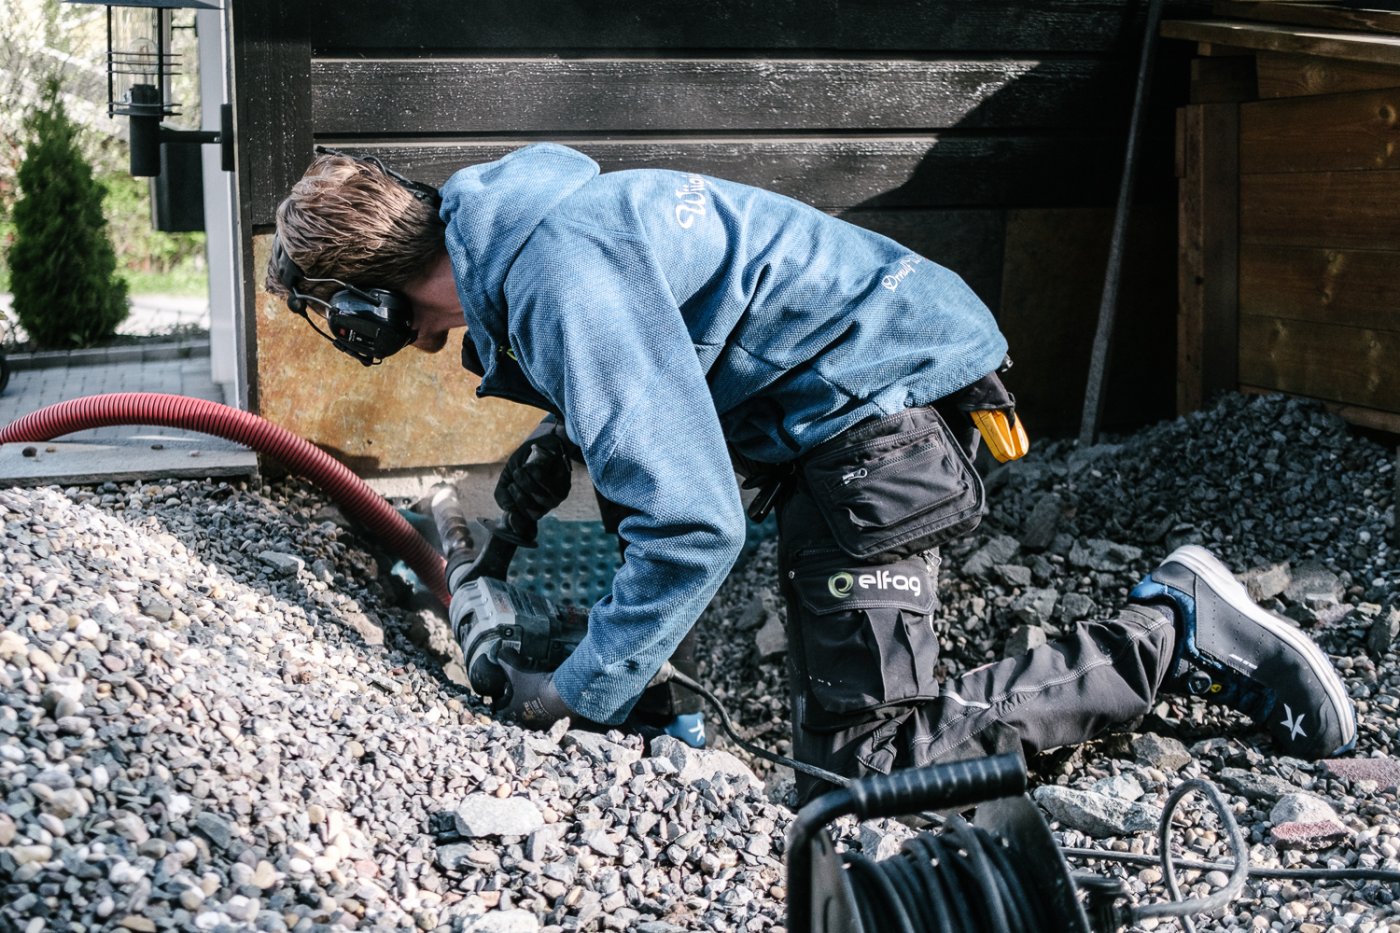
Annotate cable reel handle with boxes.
[846,753,1028,820]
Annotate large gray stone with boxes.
[1032,786,1161,838]
[1067,539,1143,573]
[451,794,544,838]
[1132,733,1191,771]
[648,736,760,791]
[963,535,1020,579]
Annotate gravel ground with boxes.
[1,391,1398,932]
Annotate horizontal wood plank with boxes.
[337,138,1122,211]
[1241,170,1400,249]
[1213,0,1400,36]
[312,58,1128,135]
[1241,244,1400,332]
[1239,313,1400,411]
[1161,19,1400,67]
[1241,86,1400,172]
[1254,50,1400,97]
[310,0,1207,54]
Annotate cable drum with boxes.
[786,755,1097,933]
[840,806,1080,933]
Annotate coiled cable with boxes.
[825,811,1063,932]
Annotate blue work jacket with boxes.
[442,143,1007,724]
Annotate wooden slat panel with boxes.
[1161,19,1400,67]
[231,1,312,230]
[310,0,1207,54]
[1241,86,1400,172]
[998,206,1178,437]
[1177,102,1240,414]
[1239,314,1400,411]
[341,138,1122,211]
[1255,50,1400,97]
[1213,1,1400,37]
[1240,244,1400,332]
[1189,54,1259,103]
[1241,170,1400,249]
[312,58,1127,135]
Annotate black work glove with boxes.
[495,654,574,729]
[494,425,574,543]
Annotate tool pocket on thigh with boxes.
[801,405,984,559]
[791,550,940,728]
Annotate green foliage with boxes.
[102,171,208,281]
[6,80,128,349]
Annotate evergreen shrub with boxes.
[7,81,128,348]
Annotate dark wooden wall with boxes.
[232,0,1203,466]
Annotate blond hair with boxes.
[265,153,445,302]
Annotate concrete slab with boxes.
[0,438,257,487]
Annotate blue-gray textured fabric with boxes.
[440,143,1008,724]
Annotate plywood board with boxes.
[251,236,544,473]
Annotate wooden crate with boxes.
[1168,8,1400,432]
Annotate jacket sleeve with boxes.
[506,219,747,725]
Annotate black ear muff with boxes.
[271,235,310,314]
[324,287,418,367]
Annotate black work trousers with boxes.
[775,405,1177,805]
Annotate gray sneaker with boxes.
[1132,545,1357,759]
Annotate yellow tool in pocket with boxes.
[970,409,1030,463]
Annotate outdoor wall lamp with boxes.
[65,0,232,178]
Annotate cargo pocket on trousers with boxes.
[791,552,940,728]
[801,405,984,559]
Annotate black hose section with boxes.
[1135,778,1250,927]
[1061,848,1400,884]
[666,667,852,787]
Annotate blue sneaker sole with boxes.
[1139,545,1357,757]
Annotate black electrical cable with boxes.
[671,674,1400,928]
[1062,848,1400,884]
[836,814,1055,933]
[667,667,852,788]
[1139,779,1250,933]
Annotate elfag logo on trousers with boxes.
[828,569,923,599]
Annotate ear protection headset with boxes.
[272,146,442,367]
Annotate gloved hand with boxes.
[494,427,574,544]
[495,653,574,728]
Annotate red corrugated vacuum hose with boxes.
[0,392,450,607]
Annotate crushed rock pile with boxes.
[0,391,1397,932]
